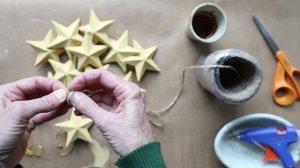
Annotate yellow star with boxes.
[55,110,93,147]
[27,30,64,66]
[122,40,160,81]
[48,59,80,85]
[103,30,138,72]
[79,9,114,46]
[84,64,110,72]
[66,33,107,70]
[49,19,83,58]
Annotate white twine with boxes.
[146,65,239,127]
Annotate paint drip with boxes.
[196,49,263,104]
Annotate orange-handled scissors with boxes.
[253,14,300,106]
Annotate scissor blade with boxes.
[252,14,280,55]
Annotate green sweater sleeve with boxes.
[115,142,166,168]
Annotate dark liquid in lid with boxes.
[192,12,217,39]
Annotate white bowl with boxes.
[214,113,300,168]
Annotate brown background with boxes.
[1,0,300,167]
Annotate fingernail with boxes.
[54,89,67,101]
[69,91,82,104]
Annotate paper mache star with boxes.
[48,59,80,84]
[49,19,83,58]
[55,110,93,147]
[79,9,114,46]
[27,30,64,66]
[103,30,138,72]
[122,40,160,81]
[66,33,107,70]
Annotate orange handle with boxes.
[272,50,300,106]
[276,50,300,96]
[272,62,297,106]
[276,51,295,73]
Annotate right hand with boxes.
[68,69,154,156]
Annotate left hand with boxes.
[0,77,68,168]
[68,69,154,156]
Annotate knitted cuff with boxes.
[15,164,23,168]
[0,162,23,168]
[0,162,8,168]
[115,142,166,168]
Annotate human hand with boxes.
[0,77,68,168]
[68,69,153,156]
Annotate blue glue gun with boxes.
[239,126,298,168]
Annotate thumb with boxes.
[69,91,112,124]
[16,89,67,120]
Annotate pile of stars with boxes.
[27,9,160,85]
[26,9,160,167]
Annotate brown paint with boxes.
[192,12,217,39]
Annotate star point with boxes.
[27,30,64,66]
[122,40,160,81]
[47,71,55,80]
[79,9,114,45]
[123,71,133,81]
[55,110,93,147]
[123,71,146,92]
[49,19,83,58]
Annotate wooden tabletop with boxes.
[1,0,300,167]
